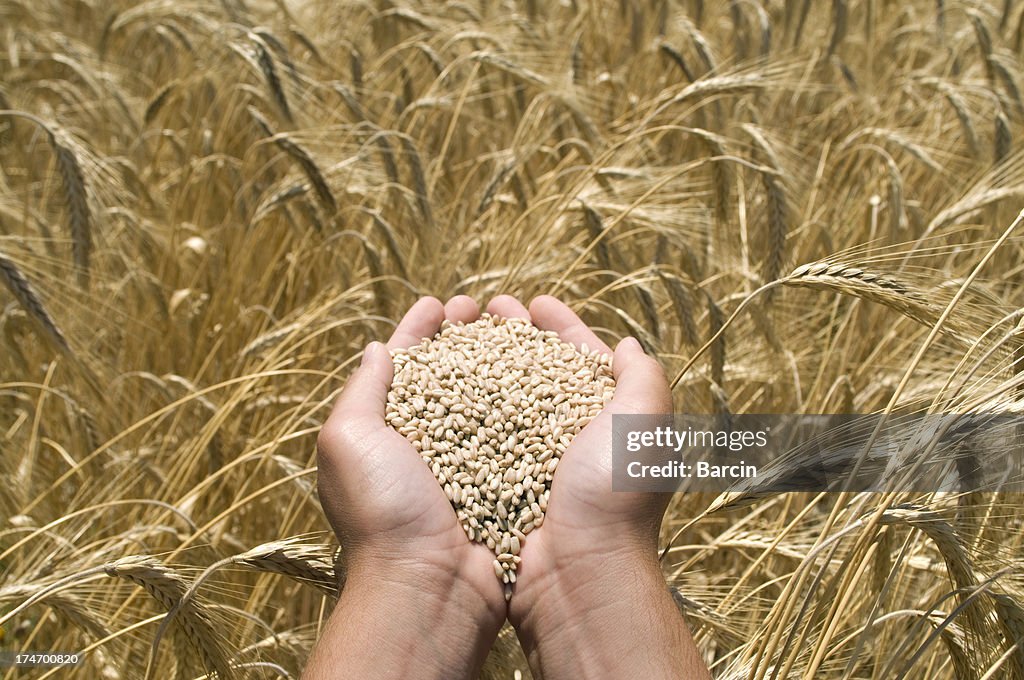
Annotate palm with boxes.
[516,398,666,569]
[317,296,506,610]
[349,422,467,543]
[369,424,509,589]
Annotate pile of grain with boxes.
[385,314,615,596]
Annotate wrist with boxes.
[345,548,505,630]
[511,544,662,631]
[307,556,503,680]
[511,547,699,679]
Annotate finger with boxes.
[444,294,480,323]
[610,337,672,414]
[486,294,531,320]
[329,341,395,423]
[386,296,445,350]
[528,295,613,354]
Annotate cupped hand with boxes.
[482,295,674,619]
[316,295,506,621]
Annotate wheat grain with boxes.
[385,314,614,594]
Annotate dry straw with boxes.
[385,314,615,597]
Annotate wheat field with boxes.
[1,0,1024,677]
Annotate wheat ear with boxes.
[252,36,292,123]
[0,111,92,288]
[248,106,336,213]
[782,261,965,339]
[0,249,70,352]
[53,139,91,288]
[148,540,337,678]
[103,556,233,680]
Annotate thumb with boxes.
[610,337,672,415]
[330,341,394,422]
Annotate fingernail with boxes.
[361,341,383,365]
[620,336,643,353]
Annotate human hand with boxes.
[310,295,505,679]
[486,294,709,679]
[481,295,670,604]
